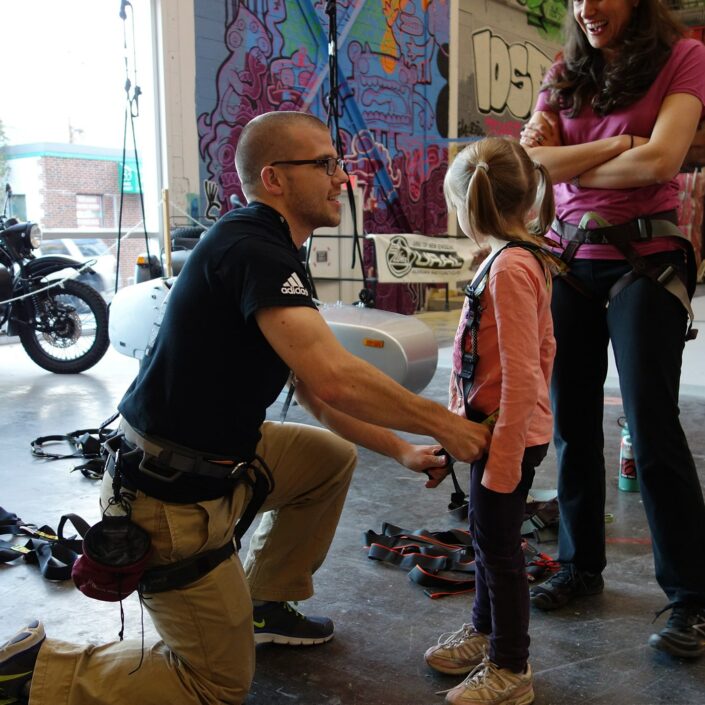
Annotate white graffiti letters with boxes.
[472,29,552,119]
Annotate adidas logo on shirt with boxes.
[281,272,309,296]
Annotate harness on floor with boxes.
[553,210,698,340]
[29,412,120,479]
[67,419,274,606]
[362,523,558,598]
[0,505,84,581]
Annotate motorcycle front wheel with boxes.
[18,279,110,374]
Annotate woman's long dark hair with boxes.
[544,0,684,117]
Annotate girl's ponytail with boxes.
[528,161,556,238]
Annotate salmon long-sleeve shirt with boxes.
[449,246,555,493]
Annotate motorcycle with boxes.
[0,185,110,373]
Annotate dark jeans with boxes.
[470,444,547,672]
[551,251,705,605]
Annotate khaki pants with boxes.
[30,421,357,705]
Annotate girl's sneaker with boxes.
[424,624,489,674]
[444,657,534,705]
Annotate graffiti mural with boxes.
[195,0,451,312]
[517,0,568,42]
[515,0,566,41]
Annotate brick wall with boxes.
[40,156,142,229]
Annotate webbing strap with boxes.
[553,213,697,339]
[605,230,696,338]
[363,523,476,598]
[459,242,547,413]
[409,565,476,598]
[140,540,236,594]
[0,512,85,581]
[364,524,475,574]
[363,523,558,599]
[520,497,560,543]
[120,419,249,482]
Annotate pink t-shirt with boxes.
[449,247,555,493]
[536,39,705,259]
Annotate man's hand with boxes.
[398,445,452,489]
[438,416,490,465]
[423,463,452,489]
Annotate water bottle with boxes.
[618,422,639,492]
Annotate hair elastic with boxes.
[475,161,489,172]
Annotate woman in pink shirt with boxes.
[423,137,560,705]
[521,0,705,658]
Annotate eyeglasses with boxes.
[269,157,345,176]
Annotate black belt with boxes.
[120,420,250,483]
[552,210,679,245]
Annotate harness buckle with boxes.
[458,352,477,380]
[228,461,249,481]
[636,217,652,241]
[657,264,676,285]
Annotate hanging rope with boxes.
[323,1,372,303]
[115,0,153,295]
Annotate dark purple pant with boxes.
[469,444,548,672]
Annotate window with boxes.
[74,239,110,257]
[76,194,103,228]
[39,240,70,257]
[7,193,27,221]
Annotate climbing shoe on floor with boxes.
[529,563,603,611]
[0,620,45,705]
[253,601,334,646]
[649,604,705,659]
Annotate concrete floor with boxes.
[1,288,704,704]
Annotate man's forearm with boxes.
[295,380,411,461]
[311,351,455,440]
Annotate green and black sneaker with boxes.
[253,601,334,646]
[0,620,45,705]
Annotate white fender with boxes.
[109,280,438,393]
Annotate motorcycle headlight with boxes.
[28,223,42,249]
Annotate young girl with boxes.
[424,137,560,705]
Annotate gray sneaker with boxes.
[444,657,534,705]
[425,624,489,675]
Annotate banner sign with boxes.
[367,234,480,284]
[118,160,140,194]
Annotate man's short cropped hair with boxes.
[235,111,329,196]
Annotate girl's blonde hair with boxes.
[444,137,556,255]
